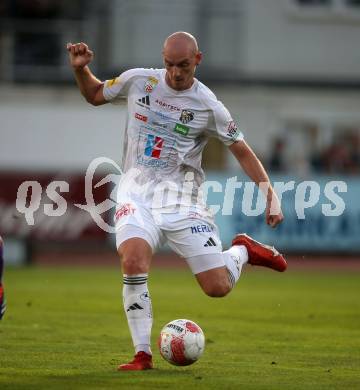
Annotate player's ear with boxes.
[195,51,202,65]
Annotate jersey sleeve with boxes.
[103,68,144,103]
[207,101,244,146]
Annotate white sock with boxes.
[222,245,248,288]
[123,274,152,355]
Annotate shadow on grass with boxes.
[1,368,205,390]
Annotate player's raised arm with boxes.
[229,140,284,228]
[66,42,107,106]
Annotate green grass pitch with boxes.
[1,265,360,389]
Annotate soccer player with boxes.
[67,32,287,371]
[0,236,6,320]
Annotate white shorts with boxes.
[114,199,224,274]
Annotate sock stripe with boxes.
[123,278,147,282]
[123,275,148,286]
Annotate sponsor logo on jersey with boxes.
[227,121,240,139]
[106,77,119,87]
[155,99,181,112]
[144,134,164,159]
[144,76,159,93]
[152,120,168,129]
[179,109,194,124]
[137,95,150,107]
[135,112,148,122]
[114,203,136,221]
[191,224,214,234]
[174,123,189,136]
[153,110,173,121]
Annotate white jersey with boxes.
[103,68,244,210]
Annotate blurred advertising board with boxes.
[0,171,109,241]
[206,173,360,253]
[1,170,359,253]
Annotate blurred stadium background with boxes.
[1,0,360,267]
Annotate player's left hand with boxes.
[265,191,284,228]
[66,42,94,70]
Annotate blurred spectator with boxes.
[345,131,360,174]
[315,130,360,174]
[269,129,360,175]
[268,138,287,173]
[321,142,350,174]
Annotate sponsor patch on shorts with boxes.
[190,224,214,234]
[115,203,136,221]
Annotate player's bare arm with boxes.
[67,42,107,106]
[229,140,284,228]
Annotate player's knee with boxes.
[121,254,149,274]
[202,282,231,298]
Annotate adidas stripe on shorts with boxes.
[114,198,224,273]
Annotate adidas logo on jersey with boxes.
[137,95,150,107]
[126,303,144,312]
[204,237,217,247]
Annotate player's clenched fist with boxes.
[265,191,284,228]
[66,42,94,70]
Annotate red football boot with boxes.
[232,233,287,272]
[118,351,153,371]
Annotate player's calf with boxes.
[195,266,232,298]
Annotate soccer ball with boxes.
[158,319,205,366]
